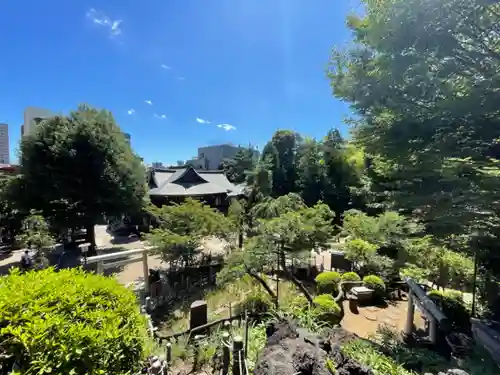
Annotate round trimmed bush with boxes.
[312,294,342,326]
[315,271,341,294]
[341,271,361,282]
[363,275,386,296]
[0,268,148,374]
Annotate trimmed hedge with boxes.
[341,271,361,282]
[312,294,342,326]
[0,268,148,374]
[363,275,386,296]
[315,271,341,294]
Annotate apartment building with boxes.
[22,107,56,136]
[0,124,9,164]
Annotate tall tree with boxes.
[329,0,500,315]
[322,129,356,219]
[19,105,146,252]
[270,130,299,196]
[220,147,257,184]
[296,138,324,206]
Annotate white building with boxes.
[0,124,9,164]
[22,107,56,136]
[186,144,260,170]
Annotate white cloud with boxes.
[127,109,135,115]
[86,8,122,37]
[161,64,171,70]
[196,117,211,124]
[154,114,167,120]
[144,100,153,105]
[217,124,236,131]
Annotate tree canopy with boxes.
[17,105,146,247]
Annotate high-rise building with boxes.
[0,124,10,164]
[23,107,56,136]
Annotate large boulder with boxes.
[254,320,373,375]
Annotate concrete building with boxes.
[0,124,9,164]
[186,144,260,170]
[23,107,56,136]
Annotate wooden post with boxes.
[166,341,172,366]
[244,310,249,359]
[404,292,415,337]
[222,332,230,375]
[429,317,438,344]
[232,336,245,375]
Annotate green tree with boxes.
[296,138,325,206]
[18,105,146,253]
[270,130,300,196]
[329,0,500,314]
[222,194,335,304]
[220,147,257,184]
[146,198,232,265]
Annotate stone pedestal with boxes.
[190,300,208,332]
[351,286,374,305]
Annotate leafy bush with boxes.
[341,271,361,282]
[345,238,377,263]
[363,275,386,297]
[0,268,148,374]
[315,271,341,294]
[289,294,309,313]
[428,289,471,332]
[312,294,342,326]
[235,289,274,315]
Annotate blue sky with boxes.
[0,0,361,165]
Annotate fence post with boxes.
[232,336,245,375]
[166,341,172,368]
[222,332,230,375]
[96,260,104,274]
[143,251,150,295]
[244,310,249,359]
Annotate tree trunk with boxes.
[278,250,314,305]
[247,269,278,304]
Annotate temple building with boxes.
[147,166,245,211]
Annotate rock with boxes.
[254,320,372,375]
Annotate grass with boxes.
[158,273,302,336]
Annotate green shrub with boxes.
[289,294,309,313]
[235,290,274,315]
[363,275,386,296]
[315,271,341,294]
[312,294,342,326]
[428,289,471,332]
[341,271,361,282]
[0,268,148,374]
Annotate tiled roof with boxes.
[148,167,239,197]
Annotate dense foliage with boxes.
[328,0,500,316]
[17,105,146,250]
[0,268,147,374]
[146,198,232,265]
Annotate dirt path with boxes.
[341,298,426,339]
